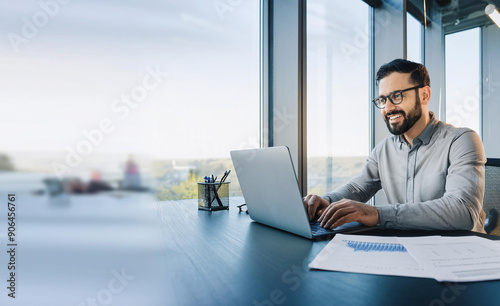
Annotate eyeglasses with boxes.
[372,85,425,109]
[237,203,249,214]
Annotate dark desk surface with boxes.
[156,198,500,306]
[7,194,498,305]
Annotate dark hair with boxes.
[376,58,430,87]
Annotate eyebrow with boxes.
[378,88,407,98]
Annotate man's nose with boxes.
[384,98,396,113]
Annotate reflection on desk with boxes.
[156,199,500,306]
[5,195,498,305]
[0,192,167,306]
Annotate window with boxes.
[306,1,370,195]
[407,12,422,63]
[445,28,481,135]
[0,1,259,200]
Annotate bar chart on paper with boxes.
[311,235,500,282]
[345,240,407,253]
[309,234,428,279]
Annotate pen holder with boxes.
[197,182,230,211]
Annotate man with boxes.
[304,58,486,232]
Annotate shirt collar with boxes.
[397,112,438,147]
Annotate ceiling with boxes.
[364,0,499,34]
[437,0,500,34]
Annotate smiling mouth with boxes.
[386,112,404,123]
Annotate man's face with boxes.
[378,72,422,135]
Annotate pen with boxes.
[210,170,231,207]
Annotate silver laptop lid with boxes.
[230,146,313,238]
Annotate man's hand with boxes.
[303,194,330,221]
[318,199,379,228]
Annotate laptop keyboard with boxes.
[309,221,335,235]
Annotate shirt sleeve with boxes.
[322,146,383,204]
[377,130,486,232]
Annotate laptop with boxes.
[230,146,378,240]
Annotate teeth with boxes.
[389,114,402,120]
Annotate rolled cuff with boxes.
[321,193,344,204]
[376,205,398,229]
[321,195,331,203]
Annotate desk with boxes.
[0,192,169,306]
[4,195,498,305]
[157,199,500,306]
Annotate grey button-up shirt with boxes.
[322,112,486,232]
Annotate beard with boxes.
[384,94,422,135]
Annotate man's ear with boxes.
[421,86,431,105]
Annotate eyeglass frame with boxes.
[237,203,249,214]
[372,85,425,109]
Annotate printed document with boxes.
[309,234,500,282]
[309,234,428,278]
[399,236,500,282]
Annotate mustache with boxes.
[385,110,405,120]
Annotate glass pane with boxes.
[307,1,370,195]
[407,12,422,63]
[445,28,481,134]
[0,1,259,201]
[0,3,258,303]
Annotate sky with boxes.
[0,0,376,164]
[445,28,481,134]
[0,0,260,161]
[0,0,482,166]
[307,0,370,157]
